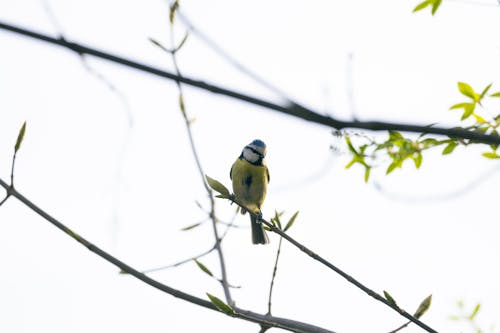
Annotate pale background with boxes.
[0,0,499,332]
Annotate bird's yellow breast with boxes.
[231,158,268,213]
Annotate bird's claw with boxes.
[256,211,263,224]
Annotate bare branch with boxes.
[175,9,303,107]
[141,246,215,274]
[388,321,411,333]
[227,196,439,333]
[141,210,237,274]
[0,193,10,206]
[1,21,499,145]
[267,237,283,315]
[162,13,233,305]
[0,177,336,333]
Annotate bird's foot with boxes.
[255,211,263,224]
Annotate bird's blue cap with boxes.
[250,139,266,148]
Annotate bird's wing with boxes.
[265,165,270,183]
[230,164,233,180]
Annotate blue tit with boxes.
[230,139,270,244]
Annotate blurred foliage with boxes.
[449,300,494,333]
[341,82,500,182]
[413,0,442,15]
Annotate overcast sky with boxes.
[1,1,500,332]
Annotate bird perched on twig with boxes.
[230,139,270,244]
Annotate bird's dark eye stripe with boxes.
[247,146,263,157]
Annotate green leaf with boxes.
[490,92,500,98]
[383,290,398,307]
[345,136,359,156]
[273,211,282,230]
[345,157,357,169]
[458,82,478,100]
[176,33,189,51]
[181,222,203,231]
[179,93,186,116]
[469,303,481,320]
[205,175,230,196]
[386,160,400,174]
[284,211,299,232]
[442,142,458,155]
[461,103,476,120]
[413,0,431,12]
[14,121,27,153]
[206,293,235,315]
[364,166,371,182]
[194,259,213,277]
[414,294,432,319]
[389,131,404,141]
[169,0,179,24]
[420,138,439,147]
[482,151,500,159]
[473,114,487,124]
[449,102,472,111]
[480,83,493,100]
[431,0,442,15]
[413,152,423,169]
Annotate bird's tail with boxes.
[250,214,269,245]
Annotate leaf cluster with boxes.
[449,301,489,333]
[343,82,500,181]
[268,210,299,233]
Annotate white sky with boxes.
[1,0,500,332]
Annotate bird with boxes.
[230,139,270,244]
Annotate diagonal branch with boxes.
[0,177,335,333]
[227,197,439,333]
[0,21,499,145]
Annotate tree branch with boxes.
[227,197,439,333]
[267,237,283,315]
[175,9,303,107]
[0,177,335,333]
[161,12,233,305]
[1,21,499,145]
[140,246,215,274]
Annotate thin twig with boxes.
[345,52,358,120]
[388,321,411,333]
[267,237,283,315]
[373,162,500,202]
[41,0,65,39]
[219,209,239,239]
[40,1,135,247]
[141,246,215,274]
[175,9,303,107]
[0,177,335,333]
[227,197,439,333]
[80,56,134,127]
[166,10,233,305]
[141,210,237,274]
[10,152,17,187]
[446,0,500,7]
[1,21,499,145]
[0,194,10,206]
